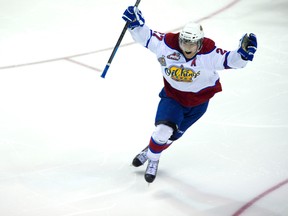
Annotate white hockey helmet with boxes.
[179,22,204,52]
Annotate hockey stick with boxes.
[101,0,141,78]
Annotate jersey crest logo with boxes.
[167,52,181,61]
[158,56,167,66]
[165,65,200,82]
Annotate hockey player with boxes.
[122,6,257,183]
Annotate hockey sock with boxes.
[146,137,173,160]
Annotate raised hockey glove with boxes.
[237,33,257,61]
[122,6,145,29]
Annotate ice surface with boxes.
[0,0,288,215]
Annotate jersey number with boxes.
[216,48,228,55]
[152,31,164,41]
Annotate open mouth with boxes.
[185,51,192,54]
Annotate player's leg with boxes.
[145,100,209,169]
[170,100,209,141]
[146,89,183,161]
[144,100,209,183]
[132,89,182,168]
[144,90,184,183]
[131,124,175,167]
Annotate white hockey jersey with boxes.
[129,25,248,107]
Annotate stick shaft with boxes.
[101,0,141,78]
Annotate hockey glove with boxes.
[122,6,145,29]
[237,33,257,61]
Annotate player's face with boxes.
[179,39,198,58]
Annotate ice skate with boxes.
[132,146,148,167]
[144,159,159,183]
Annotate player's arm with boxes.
[212,33,258,70]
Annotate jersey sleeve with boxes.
[197,38,247,70]
[208,47,248,70]
[128,25,152,48]
[128,25,163,54]
[225,50,249,69]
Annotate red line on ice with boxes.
[232,179,288,216]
